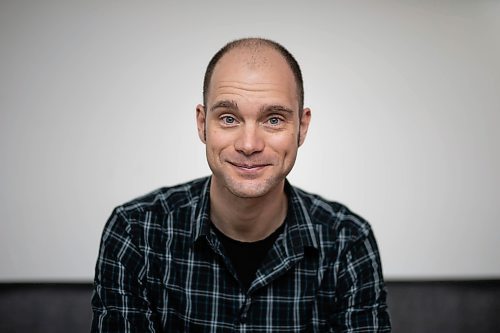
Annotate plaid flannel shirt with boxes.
[91,177,391,332]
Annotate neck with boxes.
[209,178,288,242]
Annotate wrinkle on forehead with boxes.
[214,80,294,98]
[216,81,286,91]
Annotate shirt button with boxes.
[239,314,247,324]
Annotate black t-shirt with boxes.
[213,220,286,290]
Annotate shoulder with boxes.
[290,184,372,245]
[100,177,209,246]
[115,176,209,218]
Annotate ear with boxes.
[196,104,207,143]
[298,107,311,147]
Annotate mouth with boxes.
[231,162,268,169]
[228,161,270,174]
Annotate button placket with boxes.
[239,294,252,324]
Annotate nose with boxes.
[234,124,264,156]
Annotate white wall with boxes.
[1,0,499,281]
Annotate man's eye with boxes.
[268,117,282,126]
[222,116,236,124]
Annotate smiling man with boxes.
[91,38,391,332]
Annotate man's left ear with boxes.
[298,108,311,147]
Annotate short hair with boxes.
[203,38,304,112]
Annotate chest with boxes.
[146,243,335,332]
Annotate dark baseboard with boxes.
[1,280,499,333]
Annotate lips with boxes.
[228,161,271,176]
[230,162,269,169]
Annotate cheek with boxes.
[206,130,233,157]
[206,128,223,147]
[266,132,298,155]
[273,128,298,145]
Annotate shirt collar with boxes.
[191,176,212,244]
[191,177,319,252]
[283,180,319,251]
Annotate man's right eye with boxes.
[221,116,236,125]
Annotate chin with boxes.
[224,177,282,199]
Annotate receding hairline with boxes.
[203,38,304,112]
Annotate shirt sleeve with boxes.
[91,208,159,333]
[331,229,392,332]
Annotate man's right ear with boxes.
[196,104,207,143]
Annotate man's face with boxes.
[196,47,311,199]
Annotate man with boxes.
[91,38,391,332]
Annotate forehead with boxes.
[207,47,298,107]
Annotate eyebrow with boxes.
[261,104,295,115]
[210,100,239,112]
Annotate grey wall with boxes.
[1,0,499,281]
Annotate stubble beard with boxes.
[221,174,281,199]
